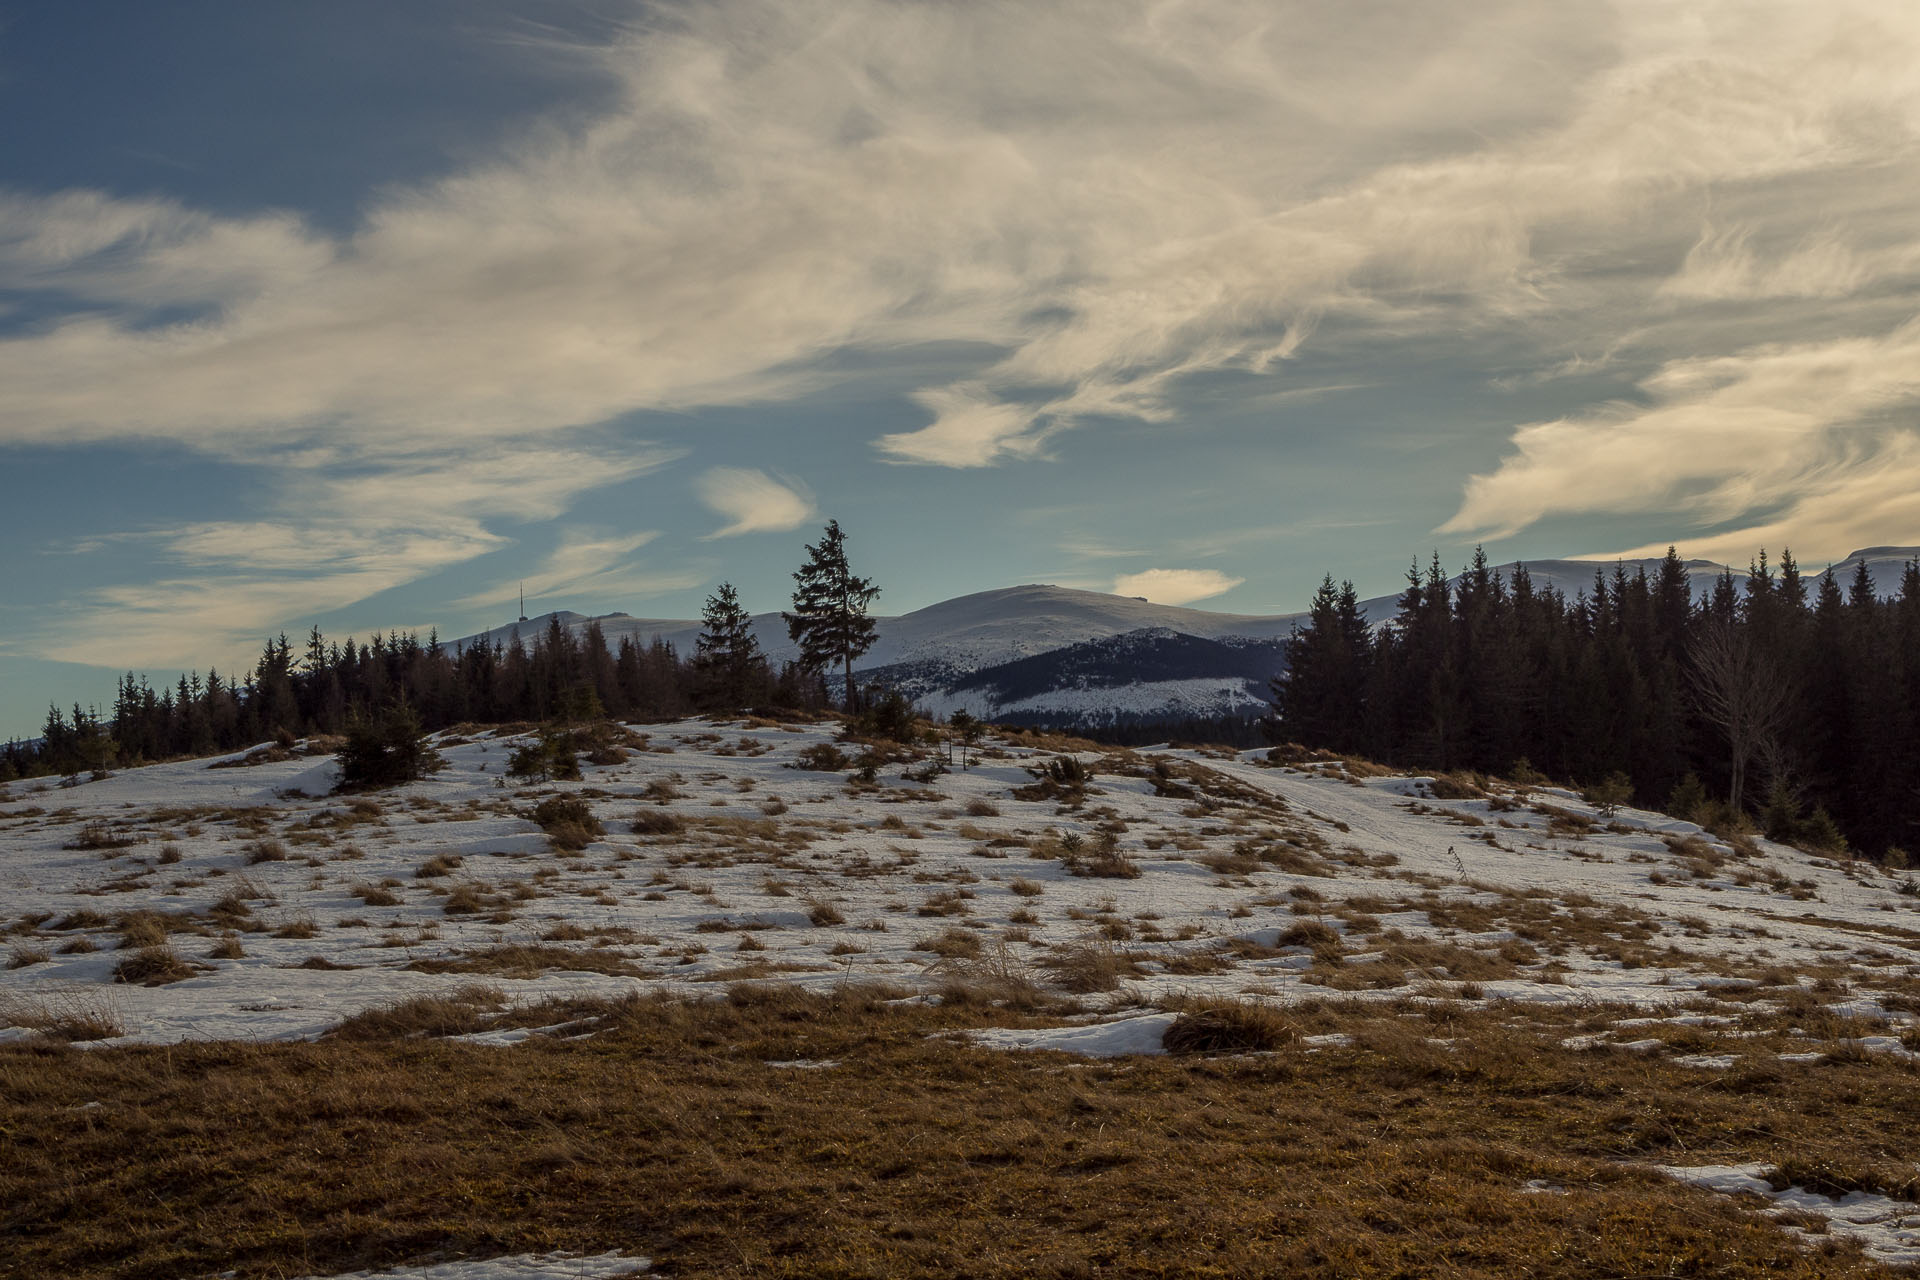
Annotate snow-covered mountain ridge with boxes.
[454,547,1916,729]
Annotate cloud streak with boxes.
[32,444,682,669]
[696,467,815,538]
[1113,568,1245,606]
[1444,318,1920,560]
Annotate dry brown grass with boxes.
[111,943,195,986]
[1041,939,1139,993]
[531,797,603,851]
[1162,1000,1299,1055]
[409,945,650,979]
[0,988,123,1042]
[7,942,50,969]
[4,991,1913,1279]
[350,881,402,907]
[329,983,509,1039]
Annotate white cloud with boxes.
[1113,568,1245,606]
[0,0,1916,567]
[1443,318,1920,559]
[457,529,701,612]
[31,444,682,669]
[0,0,1911,471]
[695,467,816,538]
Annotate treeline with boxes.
[2,615,828,783]
[1272,548,1920,859]
[3,516,896,786]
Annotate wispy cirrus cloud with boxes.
[33,444,682,668]
[458,528,703,613]
[695,467,815,538]
[1444,318,1920,561]
[1,0,1918,623]
[1113,568,1245,607]
[2,0,1913,476]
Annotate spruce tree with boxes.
[783,520,881,711]
[694,582,766,710]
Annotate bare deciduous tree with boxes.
[1686,621,1792,813]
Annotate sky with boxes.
[3,0,1920,739]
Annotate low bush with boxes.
[336,703,441,791]
[531,797,602,851]
[631,809,683,836]
[506,732,581,782]
[792,744,850,772]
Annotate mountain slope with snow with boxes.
[451,548,1916,729]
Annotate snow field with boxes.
[1,717,1917,1063]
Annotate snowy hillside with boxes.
[4,718,1918,1047]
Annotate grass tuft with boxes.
[1162,1000,1298,1055]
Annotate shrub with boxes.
[533,797,602,851]
[792,743,849,772]
[1666,773,1709,823]
[916,927,983,959]
[1582,772,1634,819]
[507,732,580,782]
[1162,1001,1297,1055]
[336,703,440,791]
[66,821,141,851]
[1428,773,1486,800]
[1506,757,1547,794]
[1045,756,1090,787]
[631,809,683,836]
[1278,920,1339,949]
[245,839,288,864]
[848,688,919,744]
[1043,940,1133,994]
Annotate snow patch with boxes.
[964,1012,1178,1057]
[1659,1163,1920,1268]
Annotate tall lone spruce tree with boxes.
[784,519,880,711]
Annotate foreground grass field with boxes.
[6,986,1918,1279]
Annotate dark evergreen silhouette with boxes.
[1266,546,1920,859]
[692,582,768,711]
[783,519,881,711]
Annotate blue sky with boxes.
[4,1,1920,739]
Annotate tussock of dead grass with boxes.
[409,944,650,979]
[1162,999,1298,1055]
[111,943,196,986]
[3,992,1912,1279]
